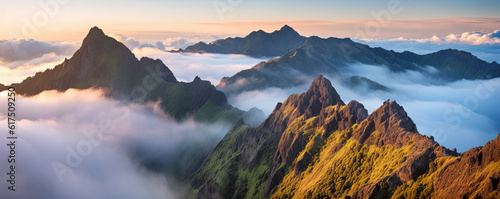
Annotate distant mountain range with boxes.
[191,75,500,199]
[180,25,306,58]
[208,26,500,96]
[5,27,246,123]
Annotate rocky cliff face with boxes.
[430,134,500,198]
[191,75,499,199]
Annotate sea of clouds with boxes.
[0,89,233,198]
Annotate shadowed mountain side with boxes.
[5,27,242,123]
[190,75,499,199]
[181,25,306,58]
[217,33,500,96]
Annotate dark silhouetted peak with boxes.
[82,26,108,45]
[182,25,306,57]
[277,25,300,36]
[280,25,294,31]
[193,76,202,82]
[88,26,105,37]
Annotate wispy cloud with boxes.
[0,39,78,68]
[356,29,500,63]
[108,33,198,51]
[361,29,500,45]
[132,48,269,84]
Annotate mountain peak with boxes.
[280,24,294,31]
[354,99,420,148]
[276,25,300,36]
[280,75,345,119]
[307,75,344,105]
[86,26,106,39]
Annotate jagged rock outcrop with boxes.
[190,75,499,199]
[431,134,500,198]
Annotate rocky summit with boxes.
[191,75,500,199]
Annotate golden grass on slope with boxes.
[271,120,416,199]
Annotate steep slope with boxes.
[6,27,241,122]
[191,75,499,199]
[218,35,500,95]
[11,27,177,96]
[181,25,306,57]
[392,133,500,199]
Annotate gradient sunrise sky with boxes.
[1,0,499,41]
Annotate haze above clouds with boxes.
[0,89,232,198]
[357,29,500,63]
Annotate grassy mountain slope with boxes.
[191,75,500,199]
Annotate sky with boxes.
[1,0,500,40]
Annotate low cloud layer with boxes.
[0,89,232,198]
[364,29,500,45]
[109,33,194,51]
[132,48,269,84]
[337,64,500,152]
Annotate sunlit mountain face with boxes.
[1,1,500,198]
